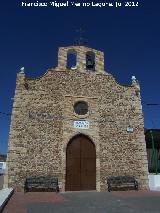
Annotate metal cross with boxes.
[74,27,87,46]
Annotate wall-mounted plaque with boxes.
[74,121,89,129]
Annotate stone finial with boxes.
[17,67,25,82]
[131,75,140,95]
[131,75,139,86]
[131,76,136,82]
[19,67,25,74]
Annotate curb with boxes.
[0,188,14,213]
[150,187,160,191]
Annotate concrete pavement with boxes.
[2,190,160,213]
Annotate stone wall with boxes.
[7,45,149,191]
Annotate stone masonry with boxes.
[6,45,149,191]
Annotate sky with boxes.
[0,0,160,154]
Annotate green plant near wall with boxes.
[150,130,159,174]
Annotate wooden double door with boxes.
[66,135,96,191]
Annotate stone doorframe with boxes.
[61,132,100,191]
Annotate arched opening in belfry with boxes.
[67,49,77,69]
[86,51,95,71]
[65,134,96,191]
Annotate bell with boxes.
[87,59,93,66]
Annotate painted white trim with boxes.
[148,174,160,191]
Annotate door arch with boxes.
[65,134,96,191]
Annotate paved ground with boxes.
[2,190,160,213]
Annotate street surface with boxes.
[2,190,160,213]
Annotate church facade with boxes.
[7,45,149,191]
